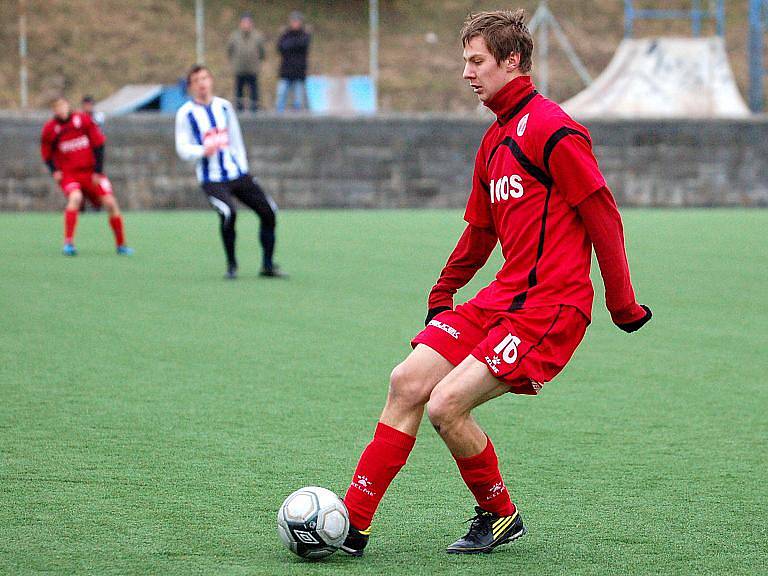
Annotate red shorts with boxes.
[59,172,113,206]
[411,301,588,395]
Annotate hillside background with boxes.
[0,0,757,111]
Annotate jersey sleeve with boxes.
[175,107,205,163]
[84,114,106,148]
[545,122,606,207]
[225,102,249,173]
[40,123,55,164]
[427,223,498,309]
[576,186,647,325]
[463,144,494,229]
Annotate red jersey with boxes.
[40,112,105,174]
[432,76,606,321]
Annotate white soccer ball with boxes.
[276,486,350,559]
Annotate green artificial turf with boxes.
[1,209,766,575]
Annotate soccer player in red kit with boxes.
[40,96,132,256]
[341,10,652,556]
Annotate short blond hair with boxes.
[460,9,533,73]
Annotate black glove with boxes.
[616,305,652,333]
[425,306,451,326]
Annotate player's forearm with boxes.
[428,224,497,309]
[176,141,205,162]
[577,187,644,324]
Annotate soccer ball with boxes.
[276,486,350,559]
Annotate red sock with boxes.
[64,209,78,244]
[109,215,125,246]
[454,435,516,516]
[344,422,416,530]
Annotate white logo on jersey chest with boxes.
[517,113,529,137]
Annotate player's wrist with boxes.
[427,292,453,310]
[610,302,644,325]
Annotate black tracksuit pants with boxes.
[201,174,276,271]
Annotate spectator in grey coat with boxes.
[227,13,266,112]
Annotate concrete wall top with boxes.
[2,112,766,210]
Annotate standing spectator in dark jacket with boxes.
[276,11,311,113]
[227,13,266,112]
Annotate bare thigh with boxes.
[430,355,509,416]
[380,344,455,435]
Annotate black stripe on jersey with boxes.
[496,90,539,127]
[500,137,553,188]
[542,127,590,174]
[495,137,553,312]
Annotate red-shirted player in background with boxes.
[40,96,132,256]
[340,10,652,556]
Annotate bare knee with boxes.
[103,196,119,216]
[387,362,433,411]
[426,387,463,434]
[66,191,83,210]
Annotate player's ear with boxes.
[505,53,520,72]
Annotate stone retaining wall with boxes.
[1,113,766,210]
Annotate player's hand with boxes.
[616,304,652,333]
[203,140,219,157]
[53,171,63,183]
[92,173,103,186]
[425,306,451,326]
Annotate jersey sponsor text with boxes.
[489,174,524,204]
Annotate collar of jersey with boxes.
[485,75,537,126]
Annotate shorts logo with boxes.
[517,113,529,137]
[484,355,501,374]
[428,320,460,340]
[493,333,522,364]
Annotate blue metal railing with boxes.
[624,0,724,38]
[749,0,767,112]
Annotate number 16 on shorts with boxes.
[484,332,522,375]
[494,333,521,364]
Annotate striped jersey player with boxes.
[175,65,283,279]
[340,10,652,556]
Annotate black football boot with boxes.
[446,506,526,554]
[340,524,371,557]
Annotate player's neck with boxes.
[194,94,214,106]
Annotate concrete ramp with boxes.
[94,83,188,115]
[562,37,750,118]
[94,85,163,115]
